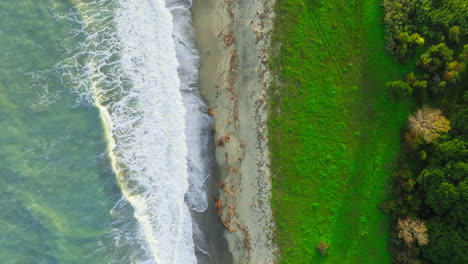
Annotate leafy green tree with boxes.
[425,181,459,215]
[450,92,468,138]
[423,0,468,34]
[406,72,428,94]
[402,178,416,193]
[410,33,425,45]
[407,72,428,90]
[396,32,425,61]
[418,43,454,73]
[461,44,468,62]
[419,150,427,160]
[423,218,467,264]
[406,72,429,102]
[383,0,418,56]
[418,168,445,193]
[443,60,466,82]
[451,106,468,138]
[387,80,413,98]
[448,26,461,43]
[449,162,468,182]
[434,139,467,164]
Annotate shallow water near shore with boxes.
[0,1,146,262]
[0,0,226,263]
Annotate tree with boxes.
[443,61,466,82]
[397,217,429,247]
[395,32,425,61]
[448,26,460,43]
[418,168,445,193]
[387,80,413,98]
[434,139,467,164]
[461,44,468,62]
[423,218,468,264]
[407,106,451,144]
[383,0,419,56]
[450,92,468,138]
[407,72,428,90]
[418,43,454,73]
[410,33,424,45]
[316,241,330,256]
[422,0,468,35]
[426,181,459,215]
[402,178,416,193]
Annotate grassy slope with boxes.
[269,1,414,263]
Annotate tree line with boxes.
[381,1,467,263]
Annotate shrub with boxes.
[316,241,330,256]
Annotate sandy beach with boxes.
[192,0,276,263]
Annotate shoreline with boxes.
[192,0,277,263]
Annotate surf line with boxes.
[85,0,200,263]
[60,0,212,262]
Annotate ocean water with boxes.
[0,0,217,263]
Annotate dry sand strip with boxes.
[192,0,277,263]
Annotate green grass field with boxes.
[269,1,414,263]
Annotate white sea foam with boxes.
[167,0,213,213]
[52,0,211,263]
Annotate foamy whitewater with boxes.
[53,0,212,263]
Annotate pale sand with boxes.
[192,0,277,263]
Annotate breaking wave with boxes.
[51,0,212,263]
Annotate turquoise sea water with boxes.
[0,1,151,263]
[0,0,223,263]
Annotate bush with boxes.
[316,241,330,256]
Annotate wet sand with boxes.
[192,0,277,263]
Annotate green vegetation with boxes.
[383,102,467,263]
[384,0,468,59]
[380,1,467,263]
[269,0,413,263]
[387,80,414,98]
